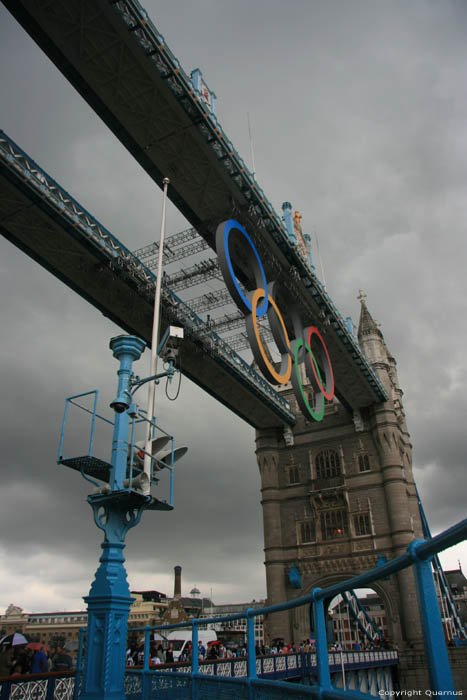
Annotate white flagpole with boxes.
[143,177,170,493]
[247,112,256,178]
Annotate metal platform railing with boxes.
[123,517,467,698]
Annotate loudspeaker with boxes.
[123,472,150,493]
[133,435,172,467]
[155,446,188,470]
[91,483,111,496]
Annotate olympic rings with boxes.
[215,219,335,422]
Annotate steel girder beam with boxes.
[2,0,388,411]
[0,130,295,429]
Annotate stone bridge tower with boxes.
[256,296,424,651]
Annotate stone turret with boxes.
[358,293,422,645]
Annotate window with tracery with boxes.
[315,449,341,479]
[320,509,348,540]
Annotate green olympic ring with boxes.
[293,338,325,422]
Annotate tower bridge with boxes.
[2,0,388,419]
[1,0,466,695]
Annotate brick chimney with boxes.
[174,565,182,599]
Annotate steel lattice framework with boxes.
[0,130,294,428]
[1,0,389,417]
[164,259,221,293]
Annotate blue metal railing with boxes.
[126,517,467,697]
[1,520,463,699]
[416,488,467,643]
[0,671,76,700]
[57,389,179,504]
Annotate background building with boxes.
[329,593,389,649]
[199,601,265,647]
[0,591,167,647]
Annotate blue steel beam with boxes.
[129,517,466,695]
[416,488,467,641]
[0,129,294,428]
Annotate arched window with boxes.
[315,449,341,479]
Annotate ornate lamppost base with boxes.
[80,494,153,700]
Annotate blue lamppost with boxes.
[57,181,178,699]
[78,335,145,700]
[57,334,179,700]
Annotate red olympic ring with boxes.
[215,219,335,421]
[304,326,335,401]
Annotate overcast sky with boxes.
[1,0,466,614]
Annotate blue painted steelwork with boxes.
[125,647,398,698]
[105,0,388,403]
[0,653,398,700]
[301,232,316,273]
[80,335,148,700]
[0,672,77,700]
[190,68,217,117]
[408,541,454,691]
[416,488,467,644]
[313,591,332,691]
[342,590,384,645]
[58,372,178,505]
[57,335,187,700]
[281,202,296,244]
[0,0,390,408]
[289,564,302,589]
[126,517,465,697]
[0,129,295,428]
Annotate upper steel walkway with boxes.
[1,0,390,424]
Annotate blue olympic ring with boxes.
[218,219,269,317]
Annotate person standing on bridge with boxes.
[165,643,174,663]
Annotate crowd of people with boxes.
[0,634,397,677]
[0,645,73,677]
[125,642,175,667]
[125,638,323,666]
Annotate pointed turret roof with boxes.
[357,291,382,340]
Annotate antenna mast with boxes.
[247,112,256,178]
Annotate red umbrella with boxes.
[207,640,221,647]
[27,643,49,652]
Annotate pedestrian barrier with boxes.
[1,517,465,699]
[0,671,75,700]
[126,516,466,698]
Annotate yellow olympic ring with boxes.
[247,288,292,385]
